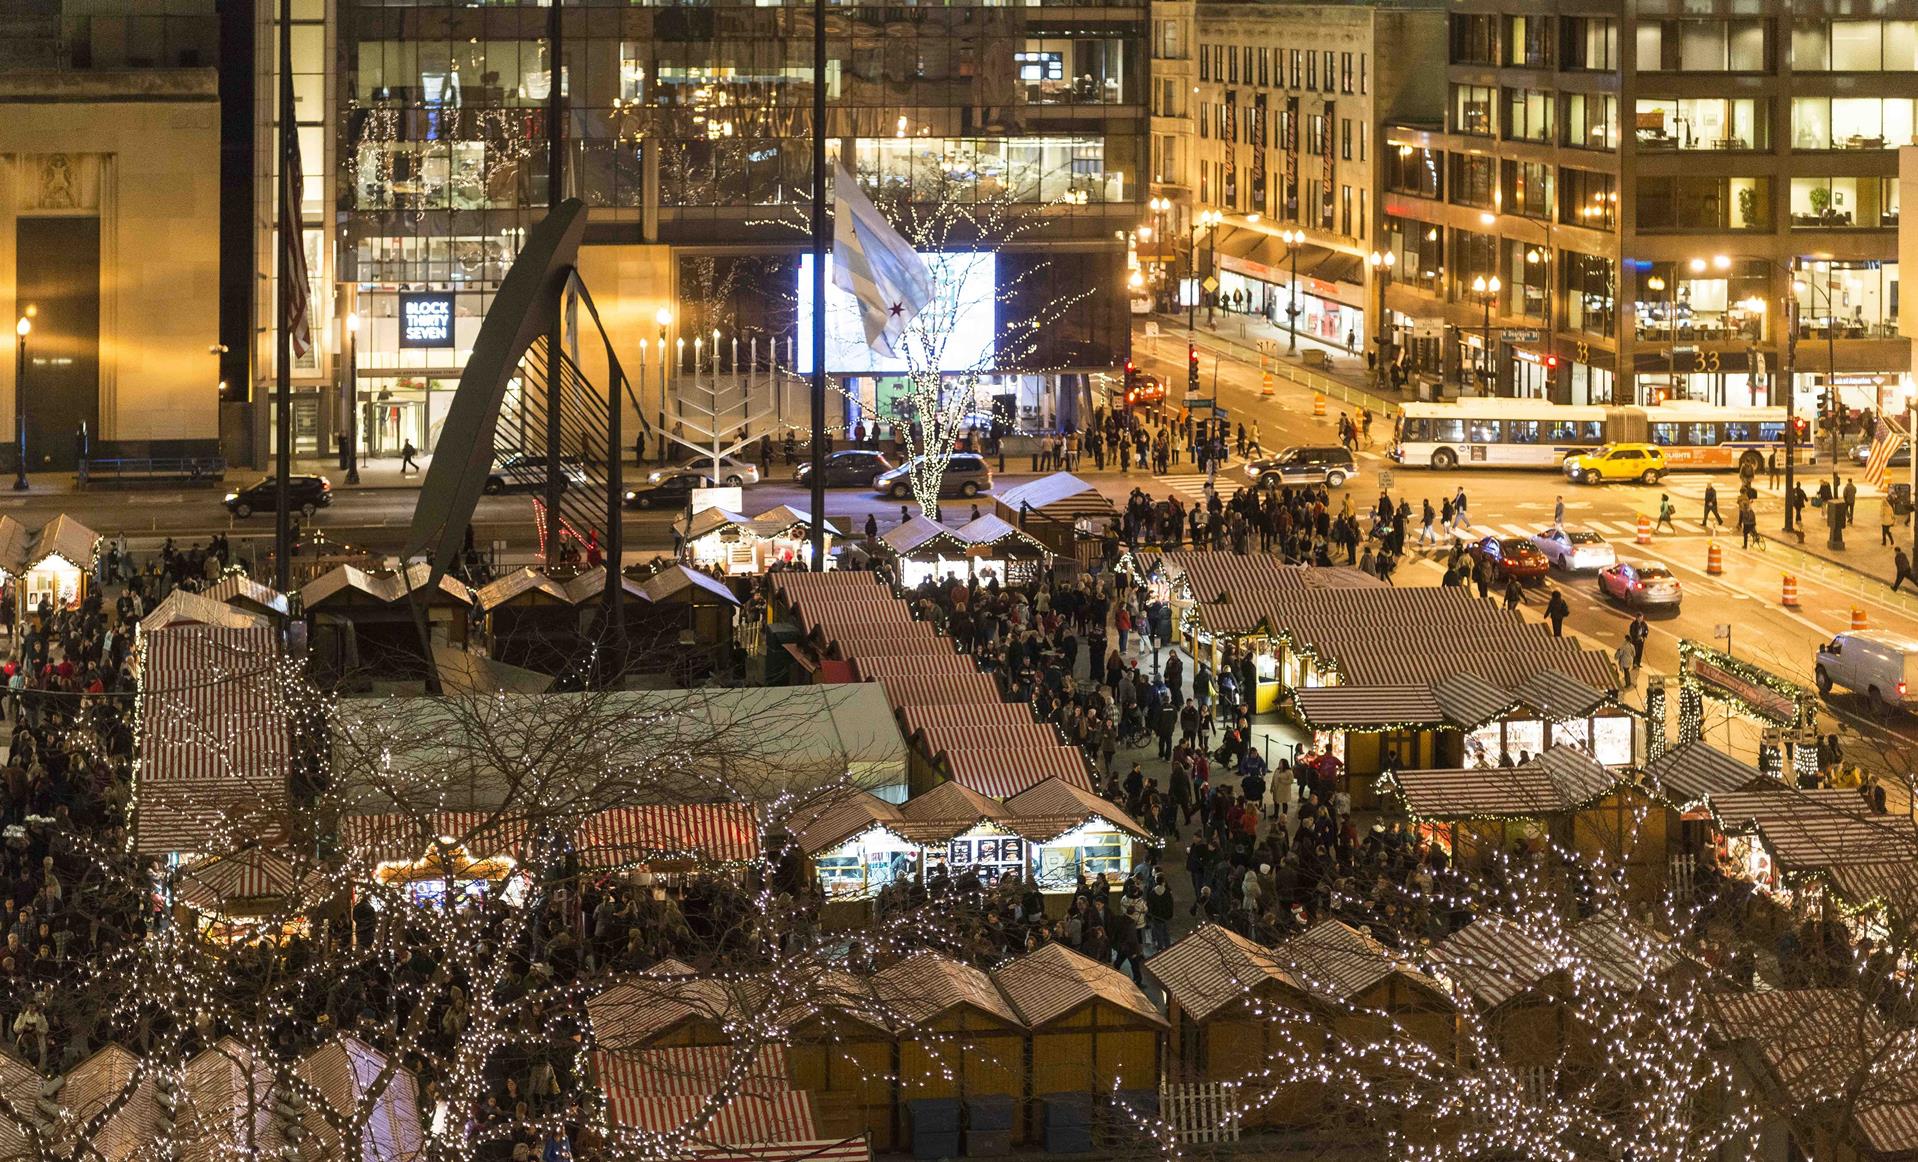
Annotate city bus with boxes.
[1390,399,1808,474]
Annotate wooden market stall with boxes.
[1380,746,1671,896]
[680,506,840,575]
[1146,924,1316,1126]
[992,473,1113,563]
[299,561,474,681]
[874,952,1030,1142]
[989,942,1165,1105]
[172,847,332,943]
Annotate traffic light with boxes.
[1188,342,1200,394]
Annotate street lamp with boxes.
[344,312,361,484]
[1368,250,1396,395]
[654,305,673,463]
[1279,229,1307,353]
[1196,209,1223,327]
[1471,275,1500,392]
[12,310,30,491]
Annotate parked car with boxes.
[1466,535,1550,582]
[486,453,589,495]
[623,469,713,509]
[1242,446,1358,488]
[872,453,993,499]
[796,449,895,487]
[1815,630,1918,714]
[1563,443,1668,485]
[225,475,332,518]
[1531,526,1617,571]
[1596,561,1683,610]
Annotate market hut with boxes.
[1380,747,1668,894]
[636,565,741,650]
[200,573,291,620]
[896,782,1027,888]
[992,473,1113,562]
[989,942,1166,1104]
[1709,988,1918,1160]
[298,1035,426,1162]
[874,952,1029,1141]
[172,847,332,941]
[1146,924,1315,1125]
[1706,786,1917,899]
[299,561,474,680]
[56,1045,160,1162]
[13,513,98,616]
[1002,777,1151,894]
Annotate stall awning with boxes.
[575,804,761,868]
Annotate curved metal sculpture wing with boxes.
[405,199,588,586]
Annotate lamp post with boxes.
[1367,250,1396,395]
[12,310,30,491]
[1471,275,1500,392]
[1280,229,1305,354]
[1196,209,1222,327]
[344,311,361,484]
[654,306,672,464]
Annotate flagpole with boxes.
[808,0,827,571]
[274,0,293,596]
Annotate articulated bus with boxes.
[1389,399,1811,473]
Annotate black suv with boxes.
[796,448,896,487]
[1243,446,1358,488]
[225,475,333,518]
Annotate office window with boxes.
[1563,92,1618,150]
[1560,168,1617,230]
[1504,87,1555,143]
[1454,84,1495,135]
[1564,17,1617,70]
[1449,152,1496,207]
[1505,15,1553,67]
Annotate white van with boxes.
[1814,631,1918,712]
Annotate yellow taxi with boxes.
[1563,442,1668,485]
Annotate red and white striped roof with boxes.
[134,625,290,856]
[576,804,760,868]
[597,1046,791,1097]
[941,746,1092,800]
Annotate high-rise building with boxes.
[1151,0,1444,367]
[0,1,226,469]
[1383,4,1911,411]
[289,0,1147,461]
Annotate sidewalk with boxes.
[1139,312,1404,417]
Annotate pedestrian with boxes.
[1553,494,1565,530]
[400,438,419,475]
[1545,588,1570,637]
[1656,493,1677,533]
[1895,547,1914,593]
[1882,496,1898,546]
[1702,482,1722,529]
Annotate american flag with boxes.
[279,51,312,360]
[1860,414,1906,488]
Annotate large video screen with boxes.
[796,252,997,375]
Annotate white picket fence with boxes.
[1159,1081,1242,1144]
[1669,853,1697,903]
